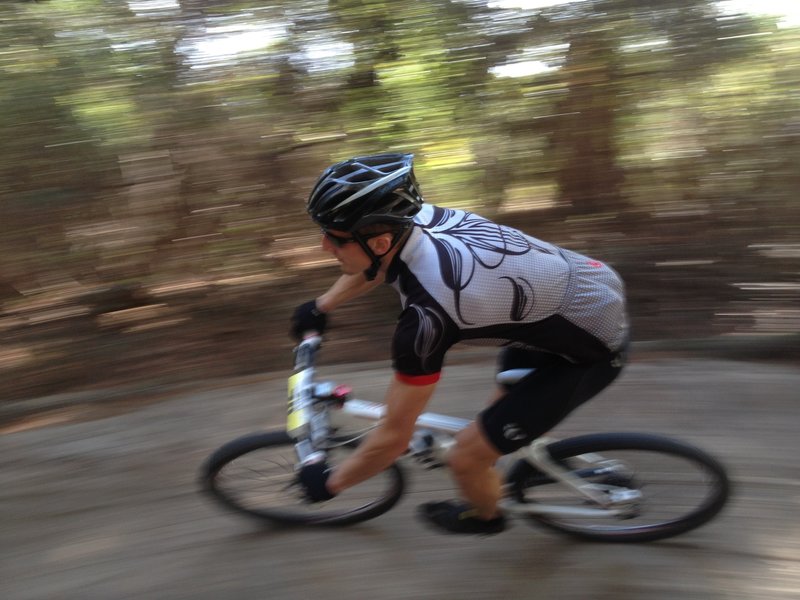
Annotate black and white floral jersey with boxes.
[384,204,629,384]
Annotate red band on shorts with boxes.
[395,372,441,386]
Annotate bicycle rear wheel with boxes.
[506,432,730,542]
[201,430,405,526]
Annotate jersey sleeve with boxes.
[391,303,455,384]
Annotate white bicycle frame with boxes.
[288,336,641,520]
[332,397,640,519]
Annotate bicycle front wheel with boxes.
[201,430,405,526]
[507,432,730,543]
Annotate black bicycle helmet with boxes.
[307,153,423,232]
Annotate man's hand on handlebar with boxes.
[290,300,327,341]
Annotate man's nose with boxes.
[321,232,334,252]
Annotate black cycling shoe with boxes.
[418,500,506,535]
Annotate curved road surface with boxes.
[2,355,799,600]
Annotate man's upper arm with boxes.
[392,303,455,379]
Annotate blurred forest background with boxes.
[1,0,798,402]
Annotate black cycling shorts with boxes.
[478,345,626,455]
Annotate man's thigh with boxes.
[480,349,624,454]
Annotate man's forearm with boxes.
[326,423,408,494]
[326,377,435,495]
[317,272,382,313]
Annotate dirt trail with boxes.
[2,357,799,600]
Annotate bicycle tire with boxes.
[506,432,730,543]
[201,430,405,526]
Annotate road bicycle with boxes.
[200,336,730,542]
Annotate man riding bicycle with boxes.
[291,153,629,535]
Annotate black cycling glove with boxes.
[290,300,327,341]
[297,461,335,502]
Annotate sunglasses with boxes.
[321,228,388,248]
[320,228,359,248]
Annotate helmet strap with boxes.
[354,225,411,282]
[363,257,381,281]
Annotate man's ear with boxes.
[367,233,393,256]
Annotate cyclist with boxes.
[291,153,629,535]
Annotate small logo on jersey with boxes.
[503,423,527,441]
[587,260,603,268]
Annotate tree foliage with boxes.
[1,0,798,398]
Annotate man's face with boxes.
[320,228,374,275]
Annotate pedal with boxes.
[408,430,447,469]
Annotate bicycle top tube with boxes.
[341,399,471,435]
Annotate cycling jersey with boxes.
[384,204,629,383]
